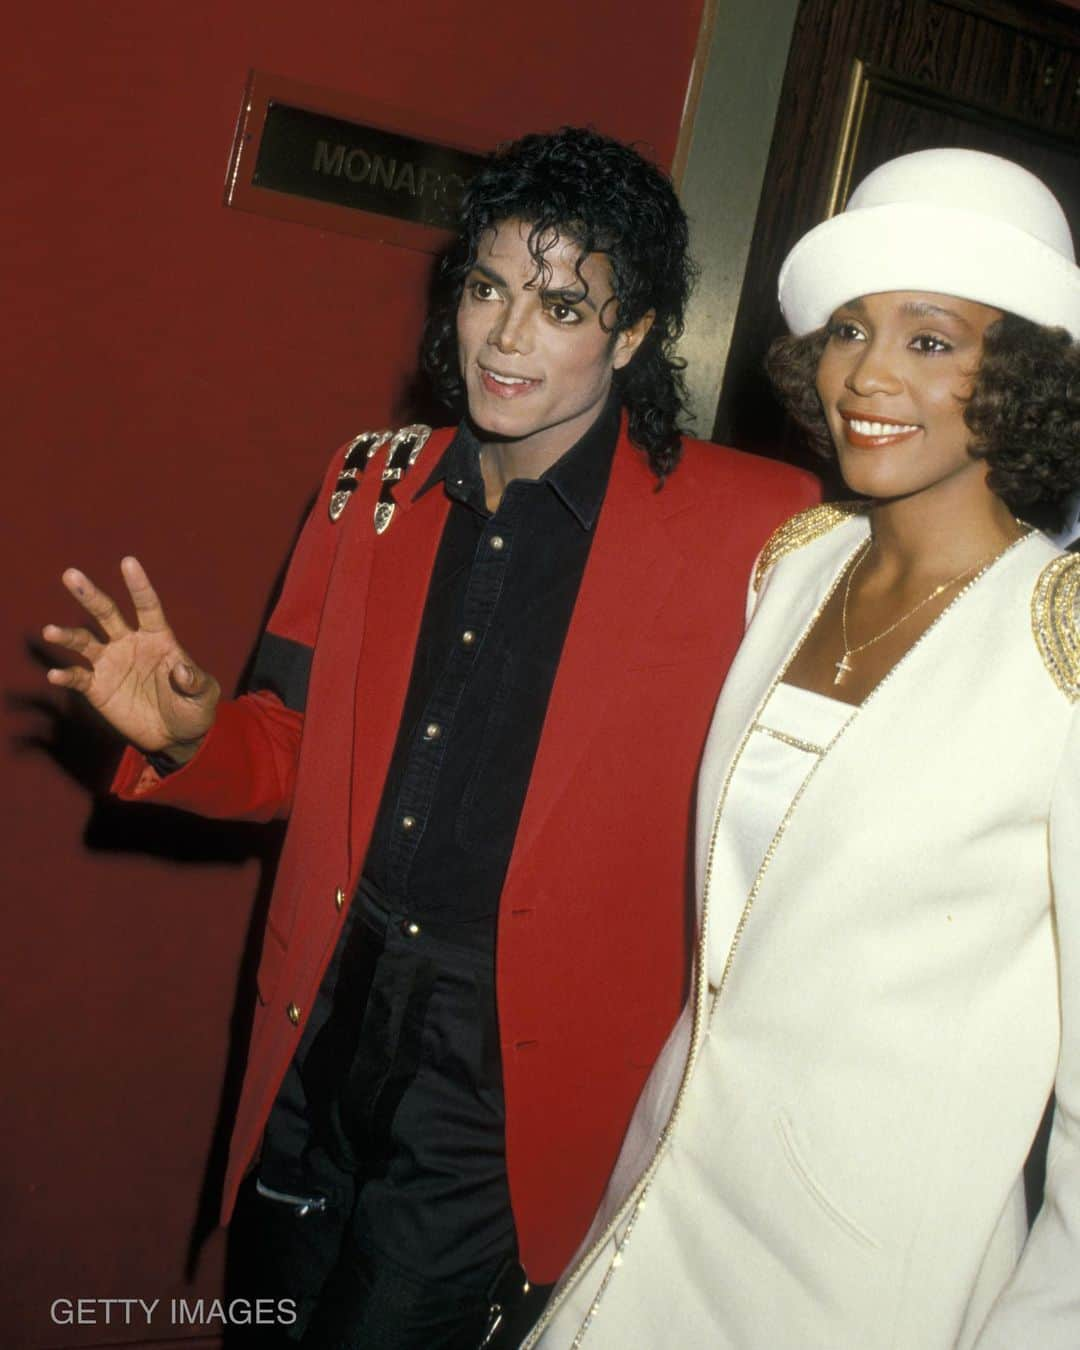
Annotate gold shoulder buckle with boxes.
[326,423,434,525]
[374,425,433,534]
[753,501,865,592]
[328,429,392,521]
[1033,553,1080,701]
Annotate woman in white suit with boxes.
[526,149,1080,1350]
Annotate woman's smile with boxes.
[838,411,923,449]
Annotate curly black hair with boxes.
[421,126,696,480]
[766,314,1080,529]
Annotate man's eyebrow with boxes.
[539,284,597,312]
[469,261,508,288]
[469,259,600,313]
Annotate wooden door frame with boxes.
[672,0,801,437]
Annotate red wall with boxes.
[3,3,704,1346]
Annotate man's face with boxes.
[456,219,649,462]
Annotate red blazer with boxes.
[114,418,818,1282]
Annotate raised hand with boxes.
[42,556,219,764]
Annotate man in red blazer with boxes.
[44,128,818,1347]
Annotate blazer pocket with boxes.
[775,1110,882,1252]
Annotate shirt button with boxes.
[401,814,417,831]
[461,630,476,646]
[489,534,505,551]
[334,887,346,912]
[423,722,442,741]
[286,1002,301,1026]
[401,920,421,938]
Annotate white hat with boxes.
[778,148,1080,339]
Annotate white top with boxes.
[707,683,853,986]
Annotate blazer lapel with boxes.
[691,518,866,970]
[345,435,453,877]
[508,438,683,867]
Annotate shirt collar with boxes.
[414,393,620,531]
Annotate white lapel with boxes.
[694,518,869,904]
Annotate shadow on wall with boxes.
[9,544,302,1286]
[6,306,453,1308]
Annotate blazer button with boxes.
[334,887,346,912]
[286,1002,301,1026]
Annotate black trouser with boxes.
[227,881,552,1348]
[228,1176,551,1349]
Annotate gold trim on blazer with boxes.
[1033,553,1080,701]
[753,502,866,592]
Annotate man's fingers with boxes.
[61,568,131,641]
[168,659,212,699]
[41,623,104,663]
[45,664,93,694]
[120,556,169,634]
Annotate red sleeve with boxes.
[110,692,303,821]
[109,441,352,821]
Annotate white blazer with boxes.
[529,507,1080,1350]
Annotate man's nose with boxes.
[488,300,533,356]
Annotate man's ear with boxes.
[612,310,656,370]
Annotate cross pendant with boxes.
[834,654,853,685]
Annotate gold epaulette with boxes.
[1032,553,1080,701]
[753,502,867,592]
[328,424,432,527]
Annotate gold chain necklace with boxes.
[834,538,1000,685]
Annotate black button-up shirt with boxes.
[363,394,619,935]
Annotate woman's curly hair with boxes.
[766,314,1080,528]
[421,126,696,481]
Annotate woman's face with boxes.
[815,291,1002,504]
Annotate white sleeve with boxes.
[975,705,1080,1347]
